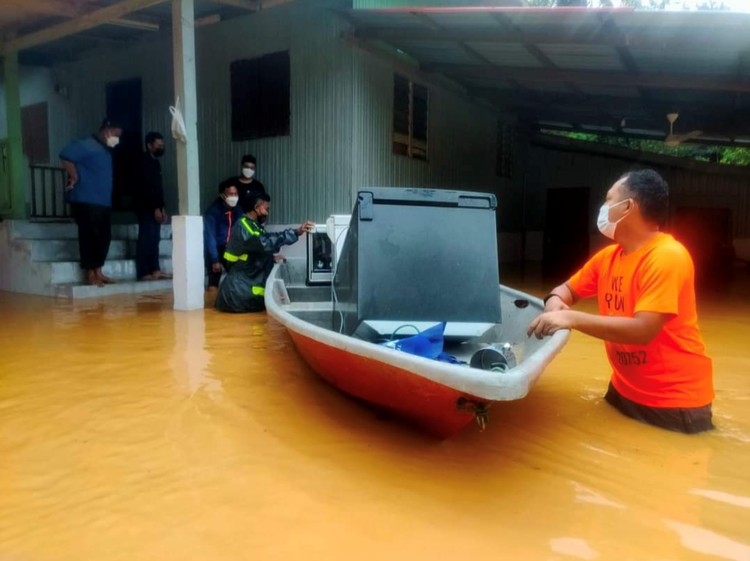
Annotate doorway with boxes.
[671,207,733,293]
[543,187,591,284]
[106,77,142,211]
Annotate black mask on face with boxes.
[153,148,165,158]
[257,213,268,224]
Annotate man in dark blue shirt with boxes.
[203,182,242,290]
[60,118,122,286]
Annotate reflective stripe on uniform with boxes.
[252,286,265,296]
[224,252,248,262]
[241,218,262,237]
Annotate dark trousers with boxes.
[207,247,227,288]
[72,203,111,270]
[605,382,714,434]
[136,211,162,278]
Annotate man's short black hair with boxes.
[245,189,270,210]
[100,117,123,131]
[620,169,669,227]
[219,179,235,194]
[145,131,163,146]
[241,154,257,166]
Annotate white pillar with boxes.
[172,0,204,310]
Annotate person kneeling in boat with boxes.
[527,169,714,434]
[215,190,314,313]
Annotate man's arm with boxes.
[544,282,580,312]
[528,310,669,345]
[203,213,220,264]
[61,160,79,187]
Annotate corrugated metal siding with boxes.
[48,1,353,224]
[350,47,508,205]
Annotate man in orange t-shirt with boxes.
[528,169,714,433]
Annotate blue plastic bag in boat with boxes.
[381,322,446,359]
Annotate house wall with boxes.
[0,65,56,143]
[519,142,750,261]
[40,1,509,229]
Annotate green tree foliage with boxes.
[545,131,750,166]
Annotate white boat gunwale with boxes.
[265,261,570,402]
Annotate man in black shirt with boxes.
[219,154,266,211]
[136,132,171,281]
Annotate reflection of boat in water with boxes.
[266,262,569,439]
[266,189,569,438]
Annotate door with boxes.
[0,141,9,213]
[21,102,50,164]
[106,78,142,211]
[543,187,591,284]
[671,207,733,293]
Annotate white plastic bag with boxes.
[169,97,187,144]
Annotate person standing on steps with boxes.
[136,131,172,281]
[60,118,122,287]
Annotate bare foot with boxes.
[139,274,158,281]
[96,268,116,284]
[86,270,104,287]
[206,286,218,293]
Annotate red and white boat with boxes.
[266,259,569,439]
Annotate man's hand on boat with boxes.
[273,254,287,263]
[296,221,316,236]
[527,311,575,340]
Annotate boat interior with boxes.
[272,258,550,370]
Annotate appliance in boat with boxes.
[305,215,351,286]
[332,188,501,340]
[265,188,569,438]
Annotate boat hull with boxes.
[265,259,568,439]
[289,330,484,438]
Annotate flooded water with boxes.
[1,282,749,561]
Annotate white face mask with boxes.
[224,195,239,208]
[106,135,120,149]
[597,199,631,240]
[242,167,255,179]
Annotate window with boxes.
[496,121,514,179]
[231,51,290,141]
[21,102,49,164]
[392,74,429,161]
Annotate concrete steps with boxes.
[50,258,173,284]
[9,220,172,241]
[55,279,173,299]
[0,219,175,299]
[31,239,172,262]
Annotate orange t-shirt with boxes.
[568,233,713,408]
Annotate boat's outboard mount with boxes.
[333,188,502,340]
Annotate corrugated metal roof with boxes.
[467,42,543,68]
[344,7,750,142]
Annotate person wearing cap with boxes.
[60,118,123,287]
[218,154,266,212]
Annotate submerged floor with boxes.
[1,279,749,561]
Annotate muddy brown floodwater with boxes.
[1,281,749,560]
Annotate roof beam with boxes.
[421,63,750,94]
[109,17,161,31]
[353,27,747,50]
[491,11,587,99]
[201,0,258,10]
[1,0,168,54]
